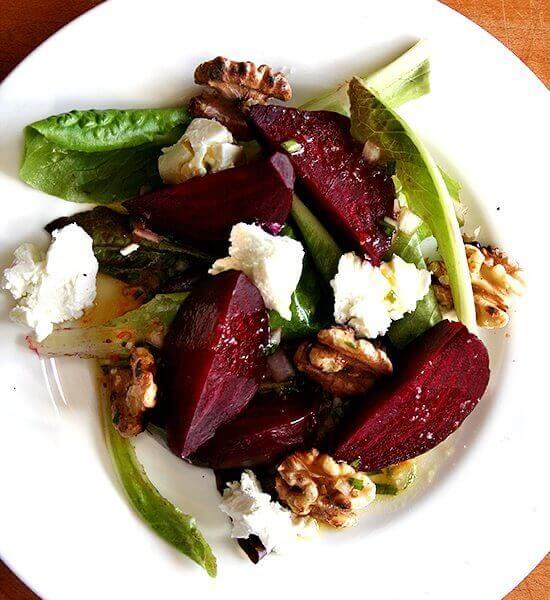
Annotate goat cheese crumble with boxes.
[2,224,98,341]
[219,470,317,554]
[158,118,243,184]
[331,252,431,339]
[209,223,304,320]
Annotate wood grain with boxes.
[0,1,547,598]
[444,0,549,84]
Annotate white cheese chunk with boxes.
[158,118,243,184]
[219,470,317,554]
[331,252,431,339]
[1,224,98,341]
[209,223,304,320]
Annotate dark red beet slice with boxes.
[332,321,490,469]
[123,152,294,246]
[249,105,395,265]
[161,271,269,457]
[190,390,319,469]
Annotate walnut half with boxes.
[190,56,292,140]
[294,326,393,396]
[106,346,157,437]
[194,56,292,104]
[188,91,253,140]
[430,244,525,328]
[276,449,376,528]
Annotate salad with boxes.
[2,41,526,577]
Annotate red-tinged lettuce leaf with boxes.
[31,293,188,359]
[46,207,212,291]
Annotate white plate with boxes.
[0,1,548,598]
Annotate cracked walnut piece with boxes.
[430,244,525,328]
[191,57,292,139]
[106,347,157,437]
[276,449,376,528]
[194,56,292,104]
[294,326,393,396]
[188,92,253,140]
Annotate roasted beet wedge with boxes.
[249,106,395,265]
[123,152,294,246]
[332,321,490,469]
[161,271,269,457]
[190,389,319,469]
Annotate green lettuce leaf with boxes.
[30,108,189,152]
[387,231,442,347]
[290,193,441,347]
[269,223,329,339]
[440,168,461,200]
[348,77,476,331]
[290,194,341,283]
[100,379,216,577]
[20,107,189,203]
[299,40,465,222]
[269,260,328,339]
[300,40,430,115]
[46,207,212,291]
[31,293,188,359]
[365,39,430,109]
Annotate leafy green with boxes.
[290,194,441,347]
[440,168,461,200]
[269,259,328,339]
[20,107,189,203]
[46,206,133,247]
[387,231,442,347]
[100,380,216,576]
[269,224,329,339]
[299,40,465,223]
[290,194,342,283]
[46,207,212,290]
[348,77,476,331]
[439,168,467,226]
[32,293,187,359]
[300,40,430,115]
[30,107,189,152]
[365,39,430,109]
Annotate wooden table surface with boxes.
[0,1,548,598]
